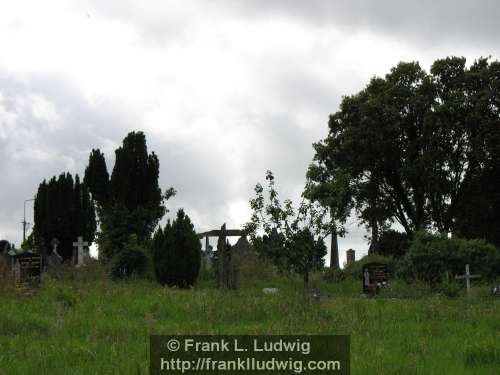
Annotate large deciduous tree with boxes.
[309,57,500,246]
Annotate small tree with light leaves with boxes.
[244,170,340,291]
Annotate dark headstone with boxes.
[362,262,388,294]
[346,249,355,265]
[12,252,42,287]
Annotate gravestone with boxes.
[198,224,247,290]
[455,264,481,294]
[362,262,388,294]
[11,251,41,287]
[72,236,89,267]
[50,238,61,256]
[346,249,355,265]
[48,238,63,268]
[201,245,213,270]
[229,235,259,289]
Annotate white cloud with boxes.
[1,1,500,261]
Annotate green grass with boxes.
[0,274,499,374]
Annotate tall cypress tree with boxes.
[84,149,110,206]
[34,172,96,260]
[110,131,163,216]
[85,131,172,261]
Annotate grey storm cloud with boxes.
[229,0,500,47]
[0,72,132,243]
[6,1,498,264]
[0,70,330,245]
[87,0,500,51]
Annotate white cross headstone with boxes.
[455,264,481,294]
[72,236,88,267]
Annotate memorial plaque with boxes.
[362,262,388,293]
[13,252,42,287]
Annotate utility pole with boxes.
[22,198,35,243]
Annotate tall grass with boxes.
[0,272,499,374]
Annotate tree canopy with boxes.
[84,131,175,261]
[309,57,500,246]
[34,173,96,260]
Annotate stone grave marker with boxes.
[201,244,213,270]
[455,264,480,294]
[12,251,42,287]
[72,236,89,267]
[48,238,63,268]
[198,224,247,290]
[229,235,260,289]
[362,262,388,294]
[346,249,355,265]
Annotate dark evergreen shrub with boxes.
[152,209,201,288]
[109,235,149,279]
[400,231,500,285]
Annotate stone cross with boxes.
[455,264,481,294]
[72,236,88,267]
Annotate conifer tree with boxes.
[84,149,110,206]
[152,209,201,288]
[34,172,96,260]
[84,131,174,261]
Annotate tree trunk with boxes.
[303,271,309,292]
[330,232,339,269]
[368,219,379,255]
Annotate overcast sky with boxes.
[1,1,499,265]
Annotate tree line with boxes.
[28,56,500,289]
[32,131,200,287]
[245,56,500,287]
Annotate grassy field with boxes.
[0,272,499,374]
